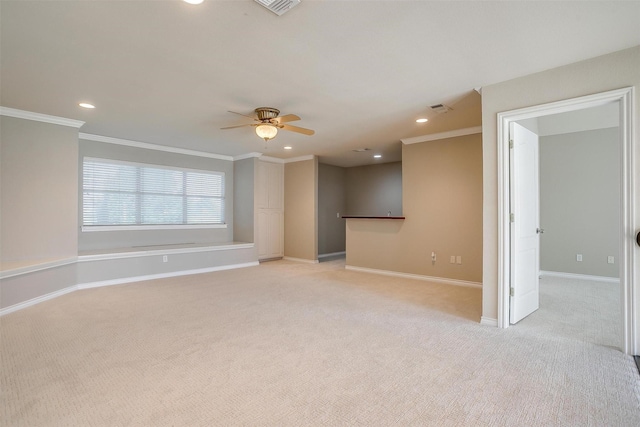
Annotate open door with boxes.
[509,122,541,324]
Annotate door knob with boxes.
[636,230,640,246]
[536,228,545,234]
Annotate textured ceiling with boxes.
[1,1,639,166]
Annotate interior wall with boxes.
[539,127,620,278]
[0,116,78,266]
[318,163,346,255]
[481,46,640,324]
[345,162,402,216]
[233,157,256,244]
[284,158,318,261]
[346,133,483,283]
[78,139,234,251]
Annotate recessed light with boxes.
[79,103,95,109]
[373,154,382,158]
[183,0,204,4]
[416,118,428,123]
[284,146,292,150]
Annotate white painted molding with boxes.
[77,261,259,290]
[480,316,498,327]
[234,152,263,161]
[0,257,78,279]
[283,155,315,163]
[82,224,228,232]
[283,256,320,264]
[401,126,482,145]
[318,251,346,259]
[0,106,85,128]
[540,270,620,284]
[260,155,285,164]
[79,133,234,161]
[0,285,79,317]
[77,243,254,262]
[345,265,482,288]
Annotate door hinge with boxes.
[510,287,515,297]
[509,139,514,149]
[510,213,514,223]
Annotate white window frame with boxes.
[82,157,227,232]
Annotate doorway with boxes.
[496,87,635,354]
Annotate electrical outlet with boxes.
[456,256,462,264]
[608,256,615,264]
[337,212,340,218]
[431,252,436,262]
[576,254,583,262]
[163,255,168,263]
[450,255,455,264]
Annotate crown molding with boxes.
[79,133,234,161]
[284,155,315,163]
[0,106,85,128]
[233,152,263,161]
[260,155,285,163]
[401,126,482,145]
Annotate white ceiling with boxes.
[1,0,639,167]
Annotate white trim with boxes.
[540,270,620,284]
[233,152,263,161]
[77,243,254,262]
[0,285,78,317]
[77,262,259,290]
[0,106,85,128]
[401,126,482,145]
[480,316,498,327]
[345,265,482,288]
[79,133,234,161]
[82,224,227,232]
[283,256,319,264]
[0,257,78,279]
[283,155,315,163]
[259,156,285,164]
[318,251,346,259]
[496,87,635,355]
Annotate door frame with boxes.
[496,87,635,354]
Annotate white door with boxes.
[510,122,541,324]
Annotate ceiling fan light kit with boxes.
[221,106,314,142]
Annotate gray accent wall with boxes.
[539,127,620,278]
[233,157,256,244]
[1,116,78,265]
[78,139,234,251]
[345,162,402,216]
[318,163,346,255]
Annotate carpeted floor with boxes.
[1,259,639,426]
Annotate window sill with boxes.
[81,224,227,232]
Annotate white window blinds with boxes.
[83,157,225,228]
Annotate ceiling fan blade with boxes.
[275,114,301,124]
[227,110,258,121]
[280,124,315,136]
[220,124,255,130]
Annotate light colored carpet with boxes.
[1,259,639,426]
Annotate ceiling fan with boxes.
[221,107,315,141]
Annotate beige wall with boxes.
[1,116,78,267]
[233,157,256,244]
[284,158,318,261]
[346,133,483,283]
[481,46,640,323]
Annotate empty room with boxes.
[1,1,639,425]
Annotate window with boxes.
[82,157,225,231]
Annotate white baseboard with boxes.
[0,285,78,317]
[540,270,619,284]
[344,265,482,289]
[1,262,259,316]
[283,256,319,264]
[480,316,498,327]
[77,262,259,289]
[318,251,346,259]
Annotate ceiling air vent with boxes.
[430,104,452,114]
[255,0,300,16]
[352,148,371,152]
